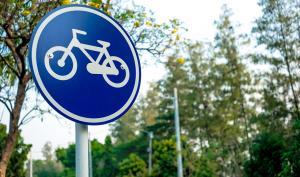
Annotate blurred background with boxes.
[0,0,299,176]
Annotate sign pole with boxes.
[77,0,89,176]
[148,132,153,176]
[174,88,183,177]
[76,123,89,177]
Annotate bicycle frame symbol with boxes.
[45,29,130,88]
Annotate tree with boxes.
[196,148,218,177]
[113,135,148,162]
[147,113,174,140]
[119,153,147,177]
[245,0,300,175]
[56,144,76,177]
[56,135,147,177]
[280,120,300,176]
[151,139,177,177]
[138,83,160,128]
[244,132,285,177]
[0,124,31,177]
[98,136,118,177]
[0,0,49,174]
[32,142,63,177]
[209,5,255,176]
[152,5,255,176]
[56,140,95,177]
[253,0,300,119]
[110,106,139,144]
[32,159,63,177]
[89,139,105,177]
[135,6,256,176]
[0,0,181,175]
[42,142,53,161]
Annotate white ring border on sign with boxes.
[31,6,140,123]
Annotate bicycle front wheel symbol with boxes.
[45,46,78,80]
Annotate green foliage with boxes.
[56,136,120,177]
[244,132,285,177]
[151,139,177,177]
[110,107,139,144]
[113,135,148,161]
[7,135,31,177]
[32,142,63,177]
[253,86,289,133]
[196,155,217,177]
[253,0,300,118]
[90,139,105,177]
[32,159,63,177]
[55,135,200,177]
[278,120,300,176]
[147,113,174,139]
[54,135,148,176]
[244,0,300,175]
[56,144,76,177]
[98,136,119,177]
[0,124,31,177]
[119,153,147,177]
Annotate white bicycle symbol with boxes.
[45,29,130,88]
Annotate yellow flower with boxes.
[145,21,152,27]
[176,57,185,64]
[22,10,31,16]
[87,2,94,6]
[61,0,71,5]
[134,21,140,28]
[87,2,100,8]
[171,28,178,34]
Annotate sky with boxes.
[1,0,261,159]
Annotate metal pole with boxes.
[74,0,89,176]
[174,88,183,177]
[29,151,33,177]
[148,132,153,176]
[76,123,89,177]
[88,134,93,177]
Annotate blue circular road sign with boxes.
[29,5,141,125]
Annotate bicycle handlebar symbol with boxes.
[45,29,130,88]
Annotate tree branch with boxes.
[0,54,20,77]
[2,26,22,76]
[0,99,12,113]
[18,106,37,127]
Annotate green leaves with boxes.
[119,153,147,177]
[244,132,285,177]
[0,124,31,177]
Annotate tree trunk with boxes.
[0,130,19,177]
[0,76,29,177]
[276,0,300,119]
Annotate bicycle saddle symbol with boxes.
[45,29,130,88]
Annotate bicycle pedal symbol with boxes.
[45,29,130,88]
